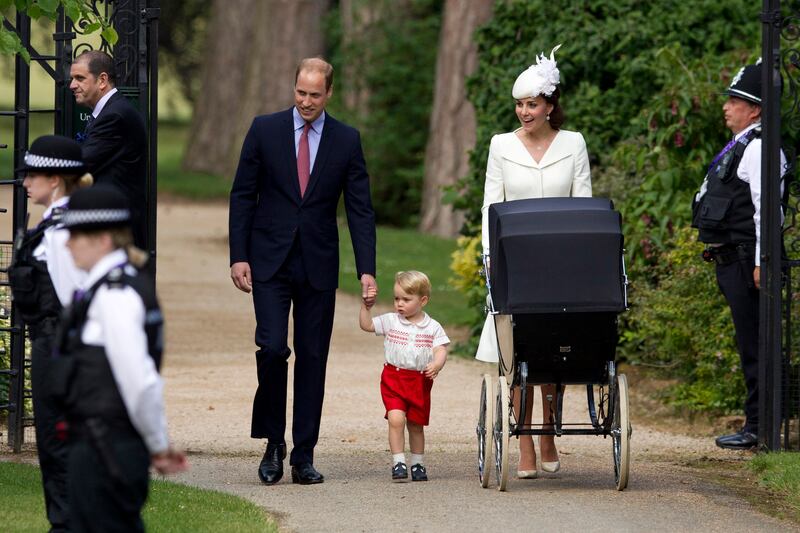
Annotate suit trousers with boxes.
[251,237,336,465]
[31,330,70,532]
[715,257,760,433]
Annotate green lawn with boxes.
[0,461,277,532]
[339,224,469,326]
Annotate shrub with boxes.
[622,227,745,413]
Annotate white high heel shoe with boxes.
[541,461,561,473]
[516,469,539,479]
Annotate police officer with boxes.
[53,185,187,531]
[692,59,786,449]
[9,135,92,531]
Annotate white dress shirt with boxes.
[734,122,787,266]
[293,107,325,172]
[481,128,592,253]
[92,87,118,117]
[32,196,86,306]
[79,249,168,454]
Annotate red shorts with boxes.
[380,363,434,426]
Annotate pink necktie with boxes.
[297,123,311,197]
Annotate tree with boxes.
[183,0,331,178]
[418,0,492,237]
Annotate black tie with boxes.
[85,114,95,134]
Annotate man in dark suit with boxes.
[70,50,148,249]
[229,58,377,485]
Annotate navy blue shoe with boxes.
[411,463,428,481]
[392,462,408,481]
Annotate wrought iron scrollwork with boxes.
[67,0,141,86]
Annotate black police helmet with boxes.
[724,61,761,105]
[15,135,87,175]
[62,184,131,232]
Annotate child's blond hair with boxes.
[395,270,431,298]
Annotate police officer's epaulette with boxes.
[104,266,127,289]
[737,126,761,148]
[50,206,67,224]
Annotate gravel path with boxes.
[155,200,792,532]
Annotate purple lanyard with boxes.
[707,137,737,175]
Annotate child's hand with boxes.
[363,286,377,309]
[424,361,443,380]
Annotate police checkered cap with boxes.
[62,184,131,231]
[15,135,87,174]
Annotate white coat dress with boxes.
[476,128,592,362]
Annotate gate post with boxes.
[7,10,31,452]
[759,0,784,451]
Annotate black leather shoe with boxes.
[715,430,758,450]
[258,442,286,485]
[291,463,324,485]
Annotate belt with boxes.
[704,243,755,266]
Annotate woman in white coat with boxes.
[476,46,591,478]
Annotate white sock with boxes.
[392,453,406,465]
[410,453,424,466]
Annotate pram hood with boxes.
[488,197,626,314]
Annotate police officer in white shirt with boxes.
[692,59,786,450]
[9,135,92,531]
[52,185,186,531]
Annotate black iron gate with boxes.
[763,0,800,451]
[0,0,159,452]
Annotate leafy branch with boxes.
[0,0,117,63]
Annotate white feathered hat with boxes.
[512,44,562,99]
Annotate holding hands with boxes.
[361,274,378,308]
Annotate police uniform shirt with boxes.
[734,121,787,266]
[78,248,168,454]
[33,196,86,306]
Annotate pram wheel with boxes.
[494,376,510,491]
[477,374,493,488]
[612,373,631,490]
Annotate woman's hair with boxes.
[56,172,94,194]
[542,86,565,130]
[395,270,431,299]
[72,226,149,268]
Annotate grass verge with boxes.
[0,461,277,532]
[338,224,469,327]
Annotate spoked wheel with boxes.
[477,374,494,488]
[612,373,631,491]
[493,375,510,491]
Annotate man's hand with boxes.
[231,262,252,293]
[361,274,378,307]
[151,447,189,475]
[754,266,760,289]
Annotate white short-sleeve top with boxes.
[372,312,450,371]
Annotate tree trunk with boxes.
[339,0,380,120]
[418,0,493,238]
[183,0,331,177]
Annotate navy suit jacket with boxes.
[82,91,148,248]
[229,108,376,290]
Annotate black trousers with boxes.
[251,239,336,465]
[30,330,70,532]
[715,258,760,433]
[68,431,149,533]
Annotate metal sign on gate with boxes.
[0,0,159,452]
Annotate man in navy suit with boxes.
[229,58,377,485]
[70,50,148,250]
